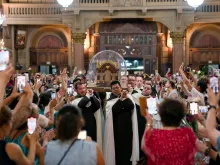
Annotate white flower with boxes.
[198,71,201,74]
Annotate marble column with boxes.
[72,32,86,73]
[170,32,185,73]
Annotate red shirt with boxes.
[144,127,196,165]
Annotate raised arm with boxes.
[206,87,220,149]
[179,63,193,91]
[0,64,14,109]
[3,84,20,106]
[11,83,33,131]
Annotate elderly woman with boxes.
[43,105,104,165]
[142,99,209,165]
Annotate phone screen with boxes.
[17,75,26,93]
[51,92,56,99]
[24,73,29,83]
[67,87,73,96]
[210,76,219,94]
[177,76,182,83]
[190,102,198,115]
[147,98,157,115]
[78,130,87,140]
[0,51,9,71]
[27,117,36,134]
[199,106,208,113]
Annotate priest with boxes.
[104,80,139,165]
[132,84,162,158]
[71,82,100,141]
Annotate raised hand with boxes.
[207,86,218,106]
[0,63,14,86]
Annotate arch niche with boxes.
[189,26,220,69]
[29,27,69,73]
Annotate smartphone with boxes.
[51,91,56,99]
[168,68,171,73]
[199,106,208,113]
[0,51,9,71]
[24,73,29,83]
[17,75,26,93]
[210,76,219,94]
[27,117,36,134]
[147,98,157,115]
[78,130,87,140]
[67,87,73,96]
[190,102,198,115]
[155,70,159,76]
[177,76,182,83]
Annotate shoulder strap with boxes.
[57,139,78,165]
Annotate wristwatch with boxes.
[63,99,67,104]
[208,105,217,110]
[205,147,211,156]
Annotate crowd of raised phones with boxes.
[0,63,220,165]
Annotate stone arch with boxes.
[187,24,220,69]
[190,25,220,48]
[37,34,64,48]
[188,24,220,45]
[25,25,71,69]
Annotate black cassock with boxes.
[135,104,146,158]
[108,93,134,165]
[78,95,100,141]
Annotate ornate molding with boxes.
[113,0,142,7]
[170,32,185,44]
[71,33,86,44]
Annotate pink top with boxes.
[144,127,196,165]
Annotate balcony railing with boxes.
[3,3,62,17]
[3,0,220,19]
[197,4,220,12]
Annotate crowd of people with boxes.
[0,63,220,165]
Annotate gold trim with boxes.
[71,33,86,44]
[170,32,185,44]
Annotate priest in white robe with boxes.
[104,80,139,165]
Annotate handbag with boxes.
[57,139,78,165]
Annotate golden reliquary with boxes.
[96,60,118,86]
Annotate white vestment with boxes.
[103,92,139,165]
[132,93,162,129]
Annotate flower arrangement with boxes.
[192,70,205,79]
[185,114,199,137]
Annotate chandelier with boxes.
[57,0,73,8]
[187,0,204,8]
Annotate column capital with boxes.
[71,32,86,44]
[170,32,185,44]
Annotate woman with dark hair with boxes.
[164,80,179,99]
[0,106,38,165]
[44,105,104,165]
[142,99,208,165]
[38,92,51,115]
